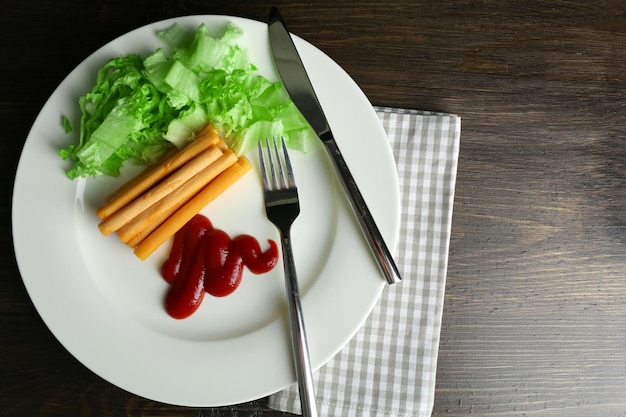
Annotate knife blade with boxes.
[268,7,402,285]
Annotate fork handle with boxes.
[321,135,403,284]
[280,231,318,417]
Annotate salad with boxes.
[59,22,315,179]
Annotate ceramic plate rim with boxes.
[11,15,400,406]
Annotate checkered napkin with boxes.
[268,107,461,417]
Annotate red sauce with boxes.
[161,214,279,319]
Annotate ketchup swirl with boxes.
[161,214,278,319]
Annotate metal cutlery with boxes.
[258,137,318,417]
[268,7,402,285]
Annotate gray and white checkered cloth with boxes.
[268,107,461,417]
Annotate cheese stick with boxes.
[134,157,252,260]
[97,124,221,219]
[117,150,238,245]
[98,145,223,235]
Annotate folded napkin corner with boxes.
[268,106,461,417]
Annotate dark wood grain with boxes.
[3,0,626,416]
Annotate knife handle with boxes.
[322,135,402,285]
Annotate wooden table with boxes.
[3,1,626,415]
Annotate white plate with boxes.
[12,15,400,406]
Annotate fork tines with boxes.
[258,136,297,192]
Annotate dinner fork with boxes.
[258,137,318,417]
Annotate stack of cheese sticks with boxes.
[96,124,251,260]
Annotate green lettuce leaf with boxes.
[60,22,315,179]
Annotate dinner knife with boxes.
[268,7,402,285]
